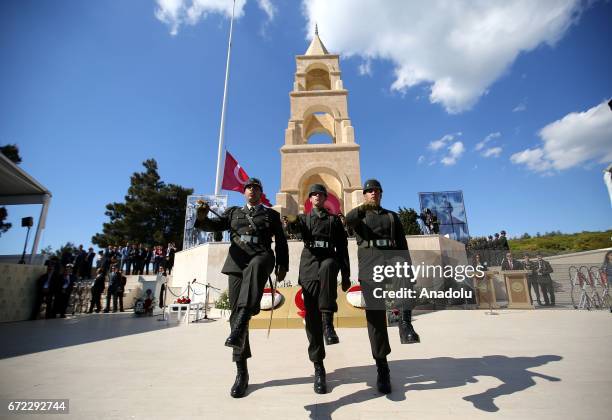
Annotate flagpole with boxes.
[214,0,236,195]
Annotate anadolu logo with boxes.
[346,284,366,309]
[260,287,283,310]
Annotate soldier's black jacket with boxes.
[194,205,289,275]
[289,208,350,282]
[345,205,410,281]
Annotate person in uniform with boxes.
[523,254,542,306]
[286,183,350,394]
[195,178,288,398]
[345,179,420,395]
[535,254,555,306]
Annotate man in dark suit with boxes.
[195,177,288,399]
[535,254,555,306]
[88,268,106,313]
[345,179,418,395]
[55,264,76,318]
[501,252,522,271]
[143,247,152,275]
[286,184,350,394]
[31,263,59,320]
[73,245,86,280]
[104,265,122,313]
[134,244,145,275]
[82,247,96,279]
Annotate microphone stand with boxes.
[192,281,220,321]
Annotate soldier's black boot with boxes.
[322,312,339,345]
[225,308,251,349]
[399,310,420,344]
[313,361,327,394]
[230,359,249,398]
[375,358,391,394]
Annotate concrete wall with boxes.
[0,263,46,322]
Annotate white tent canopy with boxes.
[0,153,51,263]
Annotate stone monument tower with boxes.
[274,28,363,216]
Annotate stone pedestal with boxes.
[475,271,501,309]
[501,270,534,309]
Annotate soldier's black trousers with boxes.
[300,258,340,362]
[228,252,275,362]
[365,309,391,359]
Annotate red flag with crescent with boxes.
[222,151,272,206]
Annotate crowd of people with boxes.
[466,230,510,266]
[94,242,177,277]
[31,242,177,320]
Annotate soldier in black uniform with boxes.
[286,184,350,394]
[346,179,421,394]
[195,178,288,398]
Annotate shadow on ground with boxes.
[250,355,562,419]
[0,313,217,359]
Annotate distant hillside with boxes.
[509,230,612,254]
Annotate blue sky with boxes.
[1,0,611,254]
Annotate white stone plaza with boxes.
[0,308,610,419]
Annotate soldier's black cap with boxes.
[500,230,507,235]
[244,177,263,191]
[308,184,327,196]
[363,179,383,193]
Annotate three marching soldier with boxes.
[197,177,421,397]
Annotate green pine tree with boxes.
[92,159,193,248]
[398,207,422,235]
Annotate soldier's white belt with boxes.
[361,239,396,248]
[306,240,330,249]
[240,234,260,244]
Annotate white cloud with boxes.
[417,155,425,164]
[257,0,276,20]
[429,132,461,151]
[155,0,274,36]
[475,132,501,151]
[511,99,612,173]
[510,148,552,172]
[441,141,465,166]
[482,147,503,158]
[302,0,585,113]
[358,59,372,76]
[513,103,527,112]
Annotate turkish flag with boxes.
[221,151,272,207]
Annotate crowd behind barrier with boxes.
[31,242,178,320]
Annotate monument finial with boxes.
[315,23,318,36]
